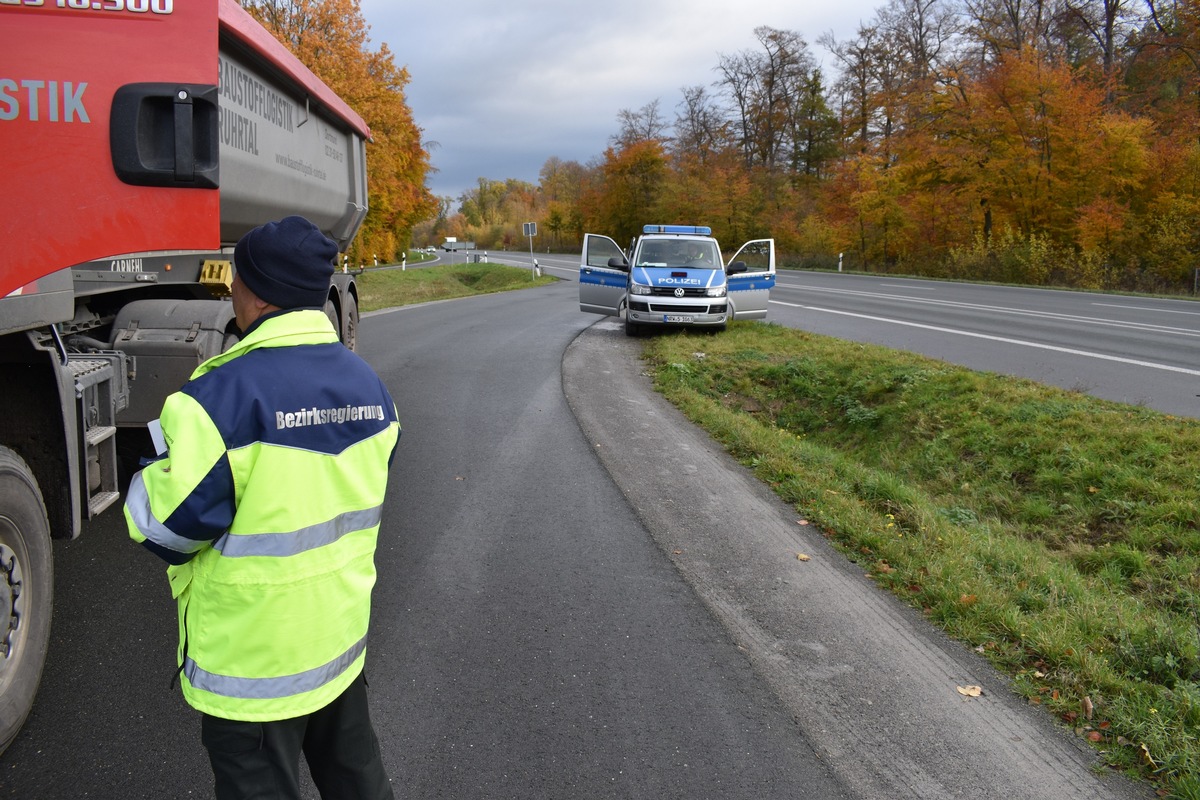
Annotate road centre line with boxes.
[768,299,1200,377]
[772,282,1200,338]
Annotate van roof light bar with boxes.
[643,224,711,236]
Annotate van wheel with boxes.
[0,446,53,755]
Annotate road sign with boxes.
[523,222,537,237]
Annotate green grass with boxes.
[642,321,1200,798]
[357,262,555,312]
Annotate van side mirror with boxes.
[607,256,630,272]
[726,261,748,274]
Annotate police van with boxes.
[579,225,775,336]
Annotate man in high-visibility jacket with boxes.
[125,215,400,800]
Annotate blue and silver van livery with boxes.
[579,224,775,336]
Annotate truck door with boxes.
[1,3,220,298]
[579,234,628,316]
[726,239,776,320]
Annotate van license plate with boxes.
[665,315,694,323]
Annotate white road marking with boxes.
[1093,302,1200,317]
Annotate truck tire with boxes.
[0,446,52,755]
[341,294,359,352]
[324,297,340,337]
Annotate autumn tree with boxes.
[241,0,436,262]
[961,0,1058,58]
[789,69,842,179]
[716,27,821,178]
[586,139,669,244]
[613,99,671,149]
[673,85,728,166]
[1061,0,1137,87]
[539,157,589,247]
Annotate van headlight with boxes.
[630,284,652,295]
[705,286,727,297]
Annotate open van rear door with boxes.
[579,233,627,316]
[726,239,775,320]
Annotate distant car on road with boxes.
[579,224,776,336]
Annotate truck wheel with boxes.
[341,294,359,352]
[324,297,340,335]
[0,446,52,755]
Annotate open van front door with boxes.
[579,233,628,316]
[726,239,775,320]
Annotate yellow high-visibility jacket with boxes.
[124,309,400,721]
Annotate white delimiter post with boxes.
[524,222,537,278]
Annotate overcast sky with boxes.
[357,0,884,204]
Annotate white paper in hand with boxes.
[148,418,167,456]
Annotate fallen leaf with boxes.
[959,594,978,606]
[1087,731,1104,743]
[1082,696,1094,720]
[1140,743,1157,767]
[455,476,465,481]
[957,685,983,697]
[797,519,810,526]
[796,553,811,561]
[673,550,683,555]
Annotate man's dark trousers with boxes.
[201,672,393,800]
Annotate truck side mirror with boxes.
[607,256,630,272]
[726,261,748,274]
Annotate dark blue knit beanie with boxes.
[234,216,337,309]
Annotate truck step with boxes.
[85,424,116,448]
[89,491,121,517]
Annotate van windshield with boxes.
[636,239,720,268]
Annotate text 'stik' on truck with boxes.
[0,0,372,751]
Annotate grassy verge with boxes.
[643,321,1200,798]
[357,262,555,313]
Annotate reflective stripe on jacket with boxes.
[124,309,400,721]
